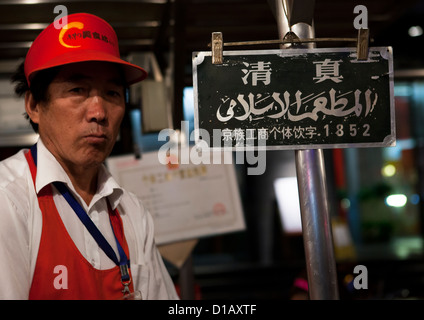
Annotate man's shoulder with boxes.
[0,149,30,189]
[118,188,152,222]
[119,188,145,211]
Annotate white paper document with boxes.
[106,147,245,245]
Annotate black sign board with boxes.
[192,47,395,150]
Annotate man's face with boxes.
[34,61,126,171]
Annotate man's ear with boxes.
[24,91,40,125]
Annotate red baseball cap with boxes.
[24,13,148,86]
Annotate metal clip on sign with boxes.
[356,28,370,60]
[209,28,371,64]
[211,32,223,65]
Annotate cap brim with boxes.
[28,49,148,85]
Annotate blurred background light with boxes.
[385,194,408,207]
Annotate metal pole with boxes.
[295,150,339,299]
[272,0,340,300]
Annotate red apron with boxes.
[25,150,134,300]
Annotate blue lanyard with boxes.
[30,144,131,286]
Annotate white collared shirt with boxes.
[0,139,179,300]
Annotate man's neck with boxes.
[63,163,99,206]
[38,138,101,206]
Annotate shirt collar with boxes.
[34,138,124,210]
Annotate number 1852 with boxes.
[324,124,370,137]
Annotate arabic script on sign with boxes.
[216,89,378,123]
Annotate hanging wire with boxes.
[281,0,292,32]
[207,37,359,48]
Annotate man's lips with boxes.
[84,133,108,143]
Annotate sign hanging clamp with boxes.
[211,32,223,65]
[210,29,372,64]
[356,28,370,60]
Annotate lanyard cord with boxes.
[30,144,130,282]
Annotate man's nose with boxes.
[86,95,107,123]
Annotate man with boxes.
[0,12,179,300]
